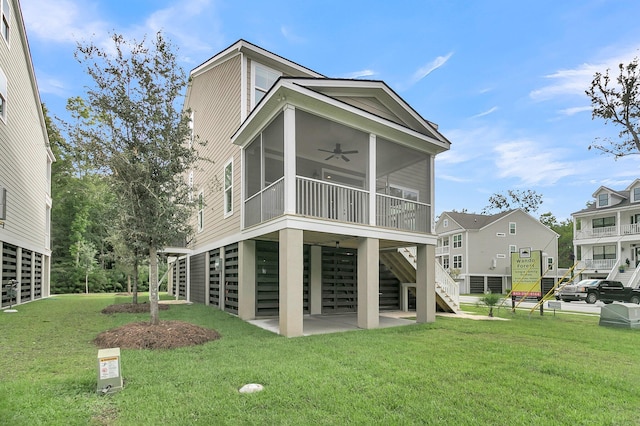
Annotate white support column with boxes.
[357,237,379,329]
[283,105,297,214]
[416,244,436,323]
[219,246,226,310]
[368,134,377,226]
[185,254,191,302]
[204,251,211,306]
[16,247,21,304]
[310,245,322,315]
[279,228,304,337]
[30,251,35,300]
[238,240,256,320]
[43,255,50,298]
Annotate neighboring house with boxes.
[0,0,54,308]
[435,209,559,294]
[166,40,453,336]
[572,180,640,288]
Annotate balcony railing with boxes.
[436,246,450,256]
[577,259,617,270]
[244,176,431,233]
[575,225,635,240]
[376,194,429,233]
[244,178,285,228]
[296,177,369,224]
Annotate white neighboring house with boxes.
[0,0,54,308]
[435,209,559,294]
[572,180,640,288]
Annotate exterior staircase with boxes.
[380,247,460,313]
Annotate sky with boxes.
[20,0,640,221]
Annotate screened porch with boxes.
[243,109,432,233]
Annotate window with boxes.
[389,184,419,201]
[197,192,204,232]
[598,193,609,207]
[593,245,616,260]
[442,237,449,247]
[0,65,6,122]
[509,222,516,235]
[224,159,233,216]
[1,0,9,44]
[509,245,517,253]
[443,219,448,228]
[634,187,640,202]
[442,257,450,270]
[252,63,281,108]
[453,234,462,248]
[547,257,554,271]
[453,255,463,269]
[592,216,615,228]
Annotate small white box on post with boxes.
[97,347,123,394]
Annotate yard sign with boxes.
[510,248,542,297]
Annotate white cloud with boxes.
[530,48,640,101]
[493,140,575,186]
[342,69,377,79]
[471,106,498,119]
[22,0,107,44]
[558,106,592,116]
[35,72,68,97]
[402,52,453,89]
[280,26,306,44]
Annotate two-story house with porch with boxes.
[572,181,640,288]
[435,209,559,294]
[165,40,455,336]
[1,0,54,309]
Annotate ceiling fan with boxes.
[318,143,359,162]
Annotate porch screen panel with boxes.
[2,243,17,307]
[469,276,485,294]
[209,248,221,306]
[34,253,42,299]
[20,249,32,302]
[321,247,357,313]
[224,243,239,315]
[487,276,503,294]
[189,253,206,304]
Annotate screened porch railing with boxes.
[296,176,369,224]
[376,194,430,233]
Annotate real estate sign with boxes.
[510,248,542,297]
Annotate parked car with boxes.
[556,279,599,302]
[584,280,640,304]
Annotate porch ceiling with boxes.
[255,230,416,250]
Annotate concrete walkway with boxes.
[248,310,502,336]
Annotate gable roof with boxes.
[232,77,451,153]
[191,39,324,79]
[444,210,514,230]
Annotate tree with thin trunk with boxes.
[586,57,640,158]
[73,32,199,324]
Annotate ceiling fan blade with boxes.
[341,150,358,154]
[341,155,350,162]
[325,155,335,161]
[318,148,334,153]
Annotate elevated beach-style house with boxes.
[0,0,54,308]
[572,181,640,288]
[435,210,559,294]
[166,40,453,336]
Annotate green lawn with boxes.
[1,294,638,425]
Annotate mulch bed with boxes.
[96,303,221,349]
[101,302,170,314]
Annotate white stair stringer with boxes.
[397,247,460,313]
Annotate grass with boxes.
[1,294,639,425]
